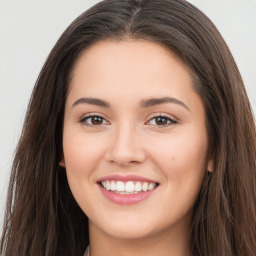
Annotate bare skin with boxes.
[63,40,212,256]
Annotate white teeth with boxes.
[147,183,155,191]
[116,191,138,194]
[116,181,125,192]
[100,180,157,193]
[125,181,135,192]
[110,181,116,191]
[106,180,111,190]
[142,182,148,192]
[134,182,142,192]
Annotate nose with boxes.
[105,123,146,166]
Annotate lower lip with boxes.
[98,185,158,205]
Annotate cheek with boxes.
[62,129,103,209]
[148,127,208,185]
[62,129,106,205]
[63,129,104,173]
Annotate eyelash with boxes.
[79,114,109,127]
[79,114,177,127]
[146,114,177,127]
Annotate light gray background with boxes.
[0,0,255,228]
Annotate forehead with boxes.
[67,39,200,110]
[71,39,190,78]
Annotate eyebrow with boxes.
[72,97,110,108]
[140,97,190,111]
[72,96,190,111]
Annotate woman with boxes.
[1,0,256,255]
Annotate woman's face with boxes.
[63,40,211,240]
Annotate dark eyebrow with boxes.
[140,97,190,111]
[72,97,110,108]
[72,96,190,111]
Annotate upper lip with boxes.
[97,174,159,184]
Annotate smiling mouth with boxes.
[99,180,159,194]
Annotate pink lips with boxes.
[97,174,158,183]
[97,175,159,205]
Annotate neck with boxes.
[88,219,191,256]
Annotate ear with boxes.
[59,159,66,168]
[207,159,214,173]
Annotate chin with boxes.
[103,224,154,240]
[91,215,157,240]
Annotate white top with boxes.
[84,246,90,256]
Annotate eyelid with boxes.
[78,112,178,127]
[145,113,178,126]
[79,113,110,126]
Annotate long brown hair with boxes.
[1,0,256,255]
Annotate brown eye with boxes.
[155,117,169,125]
[147,115,177,126]
[91,116,104,125]
[80,115,108,126]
